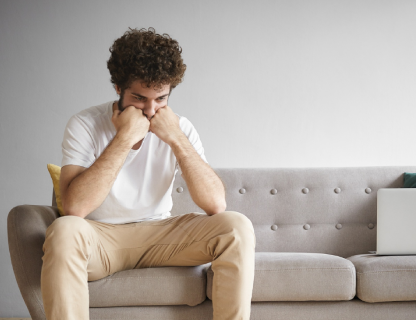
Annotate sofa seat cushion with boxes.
[207,252,356,302]
[88,263,211,307]
[346,254,416,303]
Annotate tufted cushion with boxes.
[346,254,416,303]
[88,263,211,307]
[207,252,356,302]
[171,166,416,258]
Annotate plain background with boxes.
[1,0,416,316]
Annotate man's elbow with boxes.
[65,210,87,218]
[62,200,88,218]
[205,200,227,216]
[63,206,87,219]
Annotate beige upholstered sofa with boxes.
[8,166,416,320]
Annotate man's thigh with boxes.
[86,211,253,272]
[87,212,210,273]
[134,211,254,268]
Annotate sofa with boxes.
[8,166,416,320]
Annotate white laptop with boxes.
[368,188,416,255]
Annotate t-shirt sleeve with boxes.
[61,114,96,168]
[175,116,209,176]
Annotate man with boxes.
[41,27,256,320]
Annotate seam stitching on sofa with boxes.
[357,270,416,274]
[12,206,46,316]
[96,276,204,280]
[255,268,353,271]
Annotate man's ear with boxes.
[115,84,121,95]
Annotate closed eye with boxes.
[135,97,166,101]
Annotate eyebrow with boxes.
[131,92,169,99]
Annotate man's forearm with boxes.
[169,133,226,216]
[64,134,132,218]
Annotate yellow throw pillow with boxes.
[47,164,65,216]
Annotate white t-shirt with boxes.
[61,100,208,224]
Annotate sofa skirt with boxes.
[89,297,416,320]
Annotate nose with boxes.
[142,101,157,120]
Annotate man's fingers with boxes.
[112,109,121,119]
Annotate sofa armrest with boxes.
[7,205,60,320]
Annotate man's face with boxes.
[116,79,171,120]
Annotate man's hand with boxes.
[149,105,183,145]
[112,106,150,146]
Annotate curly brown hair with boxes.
[107,27,186,92]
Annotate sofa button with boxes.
[270,188,277,195]
[303,224,310,230]
[239,188,246,194]
[176,187,184,193]
[302,188,309,194]
[365,188,372,194]
[334,188,341,194]
[368,223,374,229]
[271,224,278,231]
[336,223,342,229]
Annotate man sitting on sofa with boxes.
[40,27,256,320]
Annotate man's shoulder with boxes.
[74,100,112,121]
[67,100,113,129]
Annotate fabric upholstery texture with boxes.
[8,166,416,320]
[88,298,416,320]
[46,164,64,216]
[347,254,416,303]
[171,167,414,259]
[7,205,60,319]
[89,264,211,307]
[207,252,356,301]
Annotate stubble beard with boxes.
[117,90,125,112]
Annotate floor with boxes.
[1,318,31,319]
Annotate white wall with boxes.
[1,0,416,316]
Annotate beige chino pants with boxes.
[41,211,256,320]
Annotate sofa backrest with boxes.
[51,166,416,258]
[171,166,416,258]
